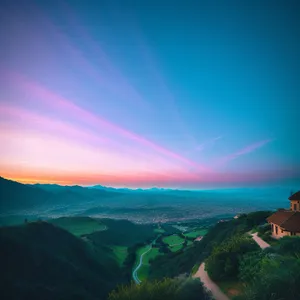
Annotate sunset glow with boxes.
[0,1,299,188]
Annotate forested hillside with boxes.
[0,222,124,300]
[148,211,271,279]
[1,211,299,300]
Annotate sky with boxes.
[0,0,299,188]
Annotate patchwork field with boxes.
[49,217,107,236]
[134,245,161,281]
[184,228,208,239]
[162,234,185,246]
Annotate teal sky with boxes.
[0,0,299,188]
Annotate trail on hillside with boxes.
[193,263,229,300]
[250,232,270,249]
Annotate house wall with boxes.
[290,200,300,211]
[270,223,291,239]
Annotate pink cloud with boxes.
[3,71,211,173]
[0,104,196,176]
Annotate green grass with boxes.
[162,234,185,246]
[135,245,150,261]
[184,229,208,239]
[135,246,162,281]
[217,280,244,299]
[187,240,193,246]
[111,246,128,266]
[170,244,183,252]
[191,263,200,275]
[50,217,107,237]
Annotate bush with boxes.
[275,236,300,258]
[205,235,259,281]
[108,277,211,300]
[235,256,300,300]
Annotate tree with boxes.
[205,234,258,281]
[235,256,300,300]
[108,277,211,300]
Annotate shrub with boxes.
[205,235,259,281]
[108,277,211,300]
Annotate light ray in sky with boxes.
[4,71,211,172]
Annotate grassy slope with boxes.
[162,234,185,252]
[49,216,107,236]
[149,211,272,280]
[135,246,162,281]
[184,229,208,238]
[111,246,128,266]
[163,234,185,246]
[87,219,156,247]
[0,221,124,300]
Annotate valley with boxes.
[0,177,291,227]
[1,177,300,300]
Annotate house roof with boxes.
[281,212,300,232]
[267,211,300,232]
[289,191,300,201]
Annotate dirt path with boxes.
[250,232,270,249]
[193,263,229,300]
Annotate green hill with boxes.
[87,219,156,247]
[49,216,107,236]
[0,221,124,300]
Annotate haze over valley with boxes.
[0,177,296,226]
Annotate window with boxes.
[276,226,278,235]
[294,204,297,211]
[281,229,284,233]
[291,232,295,236]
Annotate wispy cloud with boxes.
[3,71,211,173]
[214,138,274,167]
[186,136,223,155]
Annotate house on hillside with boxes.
[267,191,300,239]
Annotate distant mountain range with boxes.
[0,176,298,221]
[0,177,122,214]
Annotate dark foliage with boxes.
[205,235,259,281]
[108,276,212,300]
[0,222,124,300]
[148,211,271,279]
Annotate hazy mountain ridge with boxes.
[0,177,296,224]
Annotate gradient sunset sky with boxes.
[0,0,299,188]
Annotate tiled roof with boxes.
[289,191,300,200]
[281,212,300,231]
[267,211,300,232]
